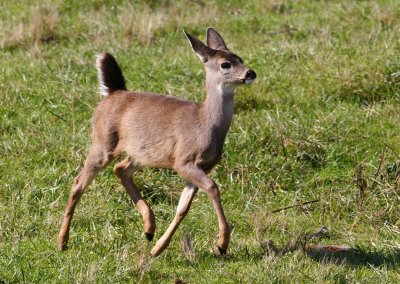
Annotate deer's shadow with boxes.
[305,246,400,268]
[196,245,400,269]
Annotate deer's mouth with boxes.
[240,78,254,85]
[241,70,256,85]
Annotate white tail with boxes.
[57,28,256,256]
[96,53,126,96]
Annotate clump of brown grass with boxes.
[3,23,25,49]
[354,161,368,198]
[29,6,59,46]
[252,210,270,240]
[0,5,59,49]
[373,4,398,30]
[181,233,195,262]
[134,243,152,274]
[118,2,217,46]
[119,4,165,45]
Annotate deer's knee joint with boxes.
[113,160,135,180]
[207,183,220,198]
[71,187,83,201]
[113,166,123,178]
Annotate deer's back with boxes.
[92,91,216,169]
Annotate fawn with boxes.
[57,28,256,257]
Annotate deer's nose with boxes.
[246,70,257,79]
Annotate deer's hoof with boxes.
[57,242,68,251]
[145,233,154,242]
[217,246,227,255]
[151,246,161,257]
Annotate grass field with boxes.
[1,0,400,283]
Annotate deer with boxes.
[57,28,256,257]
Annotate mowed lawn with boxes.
[1,0,400,283]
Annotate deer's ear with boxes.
[184,30,214,62]
[206,28,229,51]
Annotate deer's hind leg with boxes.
[57,144,114,251]
[113,158,156,241]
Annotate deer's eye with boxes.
[221,62,231,69]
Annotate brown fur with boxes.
[57,28,256,256]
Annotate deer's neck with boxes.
[202,76,235,140]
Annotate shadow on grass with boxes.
[195,245,400,269]
[306,247,400,268]
[195,247,266,263]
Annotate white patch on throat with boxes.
[218,84,236,96]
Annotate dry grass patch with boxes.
[118,2,218,45]
[0,5,59,49]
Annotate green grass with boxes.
[1,0,400,282]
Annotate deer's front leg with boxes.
[176,164,230,255]
[151,183,198,257]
